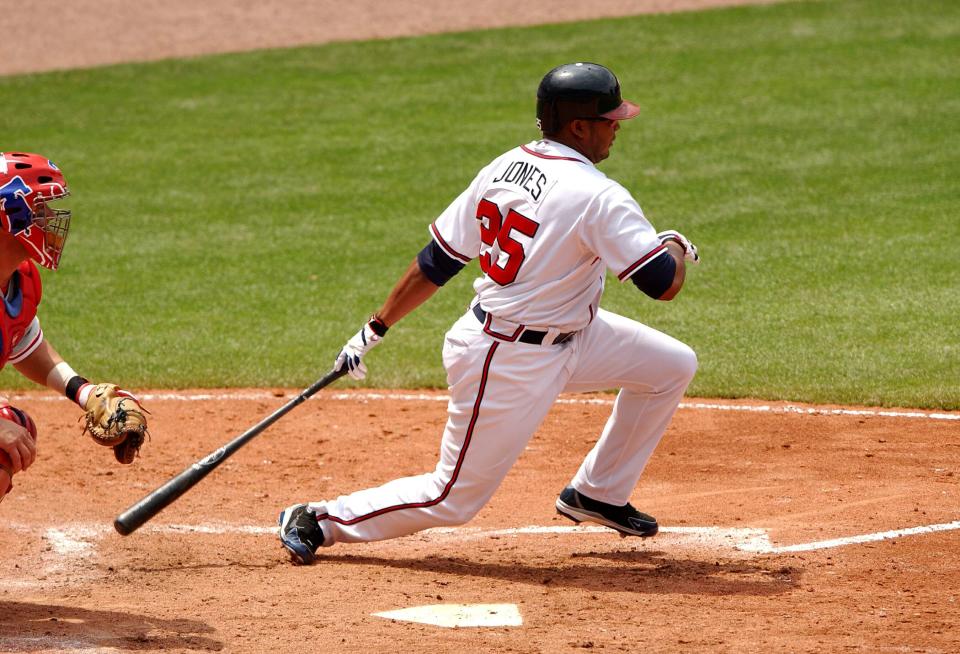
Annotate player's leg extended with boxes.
[309,312,574,545]
[562,308,697,506]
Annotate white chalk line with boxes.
[0,635,120,654]
[45,526,101,555]
[8,390,958,422]
[3,519,958,591]
[6,519,959,561]
[422,524,774,553]
[744,519,960,554]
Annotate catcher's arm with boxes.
[0,402,39,500]
[14,340,149,464]
[0,399,37,475]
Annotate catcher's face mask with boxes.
[0,153,72,270]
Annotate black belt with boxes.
[472,304,575,345]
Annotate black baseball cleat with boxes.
[555,486,658,538]
[278,503,326,564]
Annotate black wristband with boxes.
[368,316,389,337]
[65,375,89,404]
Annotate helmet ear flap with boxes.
[550,100,560,134]
[536,98,558,134]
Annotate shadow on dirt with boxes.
[323,549,801,596]
[0,602,222,652]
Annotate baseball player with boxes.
[0,152,149,504]
[279,63,699,563]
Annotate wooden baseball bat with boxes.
[114,367,348,536]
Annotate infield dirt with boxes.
[0,0,780,76]
[1,390,958,652]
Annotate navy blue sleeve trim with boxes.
[417,240,466,287]
[630,251,676,299]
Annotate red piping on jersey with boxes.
[617,244,668,281]
[316,341,500,527]
[520,145,587,163]
[482,312,524,342]
[430,223,471,264]
[7,328,42,364]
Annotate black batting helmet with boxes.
[536,62,640,134]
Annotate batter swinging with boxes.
[279,62,700,563]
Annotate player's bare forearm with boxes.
[375,258,442,327]
[13,341,66,390]
[657,241,687,301]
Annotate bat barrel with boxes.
[113,466,202,534]
[112,366,348,536]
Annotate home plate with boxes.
[373,603,522,628]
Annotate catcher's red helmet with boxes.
[0,152,71,270]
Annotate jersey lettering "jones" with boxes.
[491,160,548,201]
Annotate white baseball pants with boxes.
[309,306,697,545]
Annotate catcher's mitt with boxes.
[82,384,149,464]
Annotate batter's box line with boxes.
[149,520,960,554]
[327,393,960,422]
[417,524,772,553]
[739,519,960,554]
[9,390,959,422]
[5,520,958,568]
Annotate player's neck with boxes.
[542,133,599,164]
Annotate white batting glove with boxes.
[657,230,700,264]
[334,321,385,380]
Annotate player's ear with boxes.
[562,119,596,147]
[566,119,589,140]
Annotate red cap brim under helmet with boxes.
[601,99,641,121]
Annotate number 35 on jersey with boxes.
[476,199,539,286]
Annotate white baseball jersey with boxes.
[430,140,669,332]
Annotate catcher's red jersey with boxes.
[0,261,43,369]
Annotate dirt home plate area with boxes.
[0,389,957,652]
[2,1,959,652]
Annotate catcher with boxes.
[0,152,148,504]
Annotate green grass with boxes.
[2,0,958,408]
